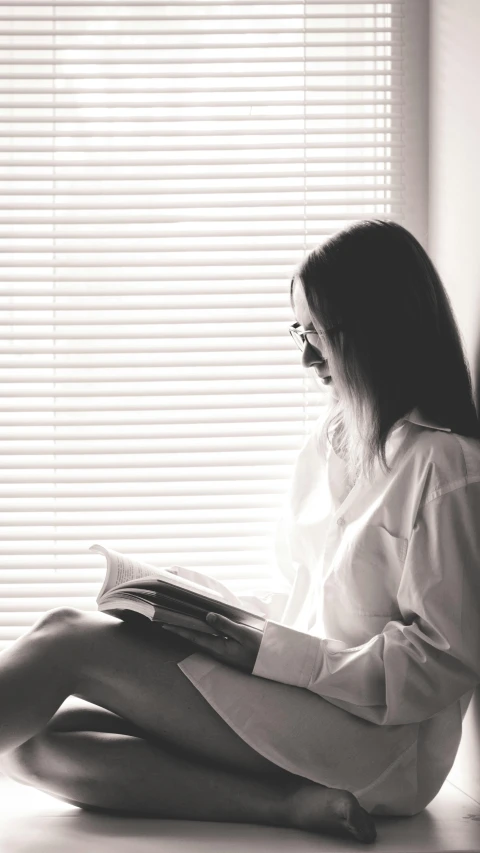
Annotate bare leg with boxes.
[2,718,375,843]
[0,608,376,842]
[0,608,81,754]
[0,608,276,772]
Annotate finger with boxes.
[162,625,219,641]
[206,613,246,642]
[161,625,198,640]
[162,624,224,655]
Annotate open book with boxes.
[91,544,266,636]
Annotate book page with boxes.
[91,544,166,601]
[91,543,243,607]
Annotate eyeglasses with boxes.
[288,321,342,363]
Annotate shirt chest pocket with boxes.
[331,525,408,617]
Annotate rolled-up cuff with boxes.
[252,620,321,688]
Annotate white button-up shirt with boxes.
[178,408,480,814]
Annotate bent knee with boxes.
[31,607,86,639]
[0,737,43,785]
[1,729,84,790]
[38,607,84,627]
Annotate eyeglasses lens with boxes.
[290,327,325,357]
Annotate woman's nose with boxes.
[301,341,326,369]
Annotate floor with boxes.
[0,776,479,853]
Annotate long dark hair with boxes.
[292,219,480,483]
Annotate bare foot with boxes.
[287,782,377,844]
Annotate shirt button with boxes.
[337,517,345,528]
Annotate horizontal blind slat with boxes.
[0,374,307,384]
[0,411,321,424]
[0,435,305,450]
[0,89,402,96]
[0,1,401,6]
[0,485,298,497]
[0,16,402,22]
[0,225,395,239]
[0,40,400,48]
[0,28,401,37]
[0,115,402,123]
[0,73,403,80]
[0,396,324,408]
[0,543,280,554]
[0,354,306,364]
[0,506,280,521]
[0,58,404,65]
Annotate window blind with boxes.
[0,0,427,648]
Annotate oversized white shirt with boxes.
[177,408,480,814]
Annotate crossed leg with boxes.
[0,608,376,842]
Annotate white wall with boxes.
[429,0,480,805]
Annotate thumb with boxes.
[206,612,243,640]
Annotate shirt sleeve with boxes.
[252,482,480,725]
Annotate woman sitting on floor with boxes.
[1,219,480,845]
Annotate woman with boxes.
[1,219,480,844]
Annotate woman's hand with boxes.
[161,612,263,674]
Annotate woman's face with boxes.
[291,278,338,397]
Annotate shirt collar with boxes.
[403,406,451,433]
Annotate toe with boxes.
[334,791,377,844]
[352,809,377,844]
[347,805,377,844]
